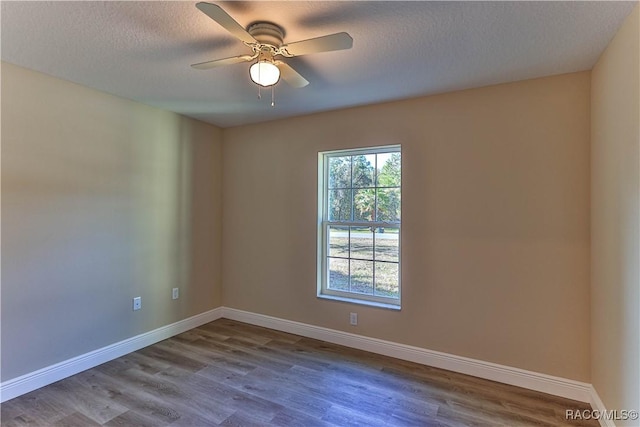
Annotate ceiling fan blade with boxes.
[196,2,256,44]
[276,61,309,88]
[281,32,353,57]
[191,54,254,70]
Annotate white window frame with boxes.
[317,145,401,309]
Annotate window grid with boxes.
[325,227,399,297]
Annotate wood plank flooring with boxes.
[1,319,598,426]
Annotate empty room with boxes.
[1,1,639,426]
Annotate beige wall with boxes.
[223,72,592,381]
[1,63,223,381]
[591,5,640,421]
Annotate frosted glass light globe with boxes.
[249,61,280,87]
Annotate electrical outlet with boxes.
[350,312,358,326]
[133,297,141,311]
[172,288,179,300]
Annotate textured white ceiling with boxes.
[1,1,636,128]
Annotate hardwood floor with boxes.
[2,319,597,426]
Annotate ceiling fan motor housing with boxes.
[247,22,285,47]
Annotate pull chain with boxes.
[271,85,275,107]
[257,60,262,99]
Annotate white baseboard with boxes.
[589,386,617,427]
[221,307,593,403]
[0,307,224,403]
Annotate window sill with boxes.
[317,293,401,311]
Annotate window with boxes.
[318,146,401,308]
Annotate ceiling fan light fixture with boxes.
[249,60,280,87]
[192,4,353,93]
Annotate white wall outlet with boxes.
[133,296,141,311]
[350,312,358,326]
[172,288,179,300]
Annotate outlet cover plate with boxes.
[350,312,357,325]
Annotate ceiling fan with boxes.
[191,2,353,91]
